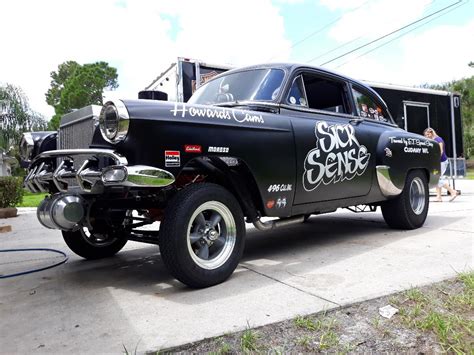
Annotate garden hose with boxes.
[0,248,68,279]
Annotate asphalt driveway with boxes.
[1,181,472,353]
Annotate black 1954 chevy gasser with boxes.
[21,63,440,288]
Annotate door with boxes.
[285,72,376,205]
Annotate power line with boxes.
[290,1,370,49]
[307,0,438,64]
[334,0,467,69]
[267,0,372,61]
[307,35,363,64]
[319,0,463,66]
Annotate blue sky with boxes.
[281,0,473,66]
[0,0,472,119]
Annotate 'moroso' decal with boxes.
[303,122,371,191]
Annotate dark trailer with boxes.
[366,82,465,178]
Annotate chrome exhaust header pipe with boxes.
[253,215,305,231]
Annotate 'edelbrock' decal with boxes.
[303,121,371,191]
[170,103,264,124]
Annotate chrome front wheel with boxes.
[187,201,237,270]
[160,183,246,288]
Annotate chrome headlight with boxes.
[99,100,129,144]
[19,132,34,161]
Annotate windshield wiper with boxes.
[213,101,243,108]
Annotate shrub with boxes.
[0,176,24,208]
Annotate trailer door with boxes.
[403,101,430,134]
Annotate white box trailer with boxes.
[143,57,232,103]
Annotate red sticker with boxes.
[185,145,202,153]
[266,200,275,209]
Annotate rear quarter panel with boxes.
[376,128,441,190]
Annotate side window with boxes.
[286,73,349,114]
[303,73,348,113]
[352,87,389,122]
[287,75,308,107]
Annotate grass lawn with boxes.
[17,191,47,207]
[168,271,474,354]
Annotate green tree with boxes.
[0,84,47,151]
[452,76,474,158]
[46,61,119,130]
[45,61,81,111]
[423,62,474,158]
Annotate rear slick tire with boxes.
[381,170,429,230]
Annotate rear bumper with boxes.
[24,149,175,193]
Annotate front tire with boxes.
[159,183,246,288]
[381,170,429,229]
[62,229,128,260]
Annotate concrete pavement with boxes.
[1,180,473,353]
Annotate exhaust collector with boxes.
[37,194,85,231]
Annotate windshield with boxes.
[188,68,285,105]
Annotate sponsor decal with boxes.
[165,150,180,167]
[208,146,229,153]
[388,137,433,154]
[266,200,275,209]
[267,184,292,193]
[384,147,392,158]
[185,145,202,153]
[303,121,371,192]
[276,197,287,208]
[170,103,264,125]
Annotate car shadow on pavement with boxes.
[55,210,467,304]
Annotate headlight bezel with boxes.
[99,100,130,144]
[19,132,35,161]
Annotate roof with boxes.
[217,62,386,104]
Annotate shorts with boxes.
[438,160,448,187]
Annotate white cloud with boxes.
[167,0,291,66]
[334,20,474,86]
[325,0,433,42]
[398,20,474,84]
[319,0,367,11]
[0,0,290,119]
[273,0,306,4]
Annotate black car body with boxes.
[22,63,441,287]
